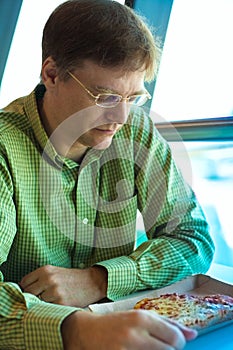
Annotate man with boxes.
[0,0,214,348]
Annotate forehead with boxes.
[75,60,146,93]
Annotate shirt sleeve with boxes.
[97,114,215,301]
[0,280,78,350]
[0,154,78,349]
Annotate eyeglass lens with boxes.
[97,94,149,107]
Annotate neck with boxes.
[38,97,88,163]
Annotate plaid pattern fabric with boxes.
[0,85,214,349]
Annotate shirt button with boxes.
[82,218,88,224]
[78,263,85,269]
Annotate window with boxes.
[0,0,125,107]
[185,142,233,265]
[149,0,233,278]
[0,0,65,107]
[152,0,233,121]
[136,0,233,283]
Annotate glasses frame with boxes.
[67,70,151,108]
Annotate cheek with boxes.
[75,108,108,130]
[62,88,91,115]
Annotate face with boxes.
[41,59,146,161]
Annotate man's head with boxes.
[40,0,160,161]
[42,0,160,82]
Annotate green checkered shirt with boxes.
[0,85,214,349]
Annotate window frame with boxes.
[132,0,174,110]
[157,117,233,142]
[0,0,22,87]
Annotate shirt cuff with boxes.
[96,255,137,300]
[23,301,78,350]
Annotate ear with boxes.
[41,57,58,88]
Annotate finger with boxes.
[133,334,176,350]
[22,280,44,296]
[143,311,197,343]
[165,318,198,341]
[20,269,40,289]
[143,312,187,350]
[39,289,57,303]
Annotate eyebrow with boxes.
[95,85,118,94]
[94,85,147,96]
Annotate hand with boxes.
[61,309,198,350]
[19,265,107,307]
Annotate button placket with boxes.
[72,160,100,268]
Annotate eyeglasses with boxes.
[67,70,151,108]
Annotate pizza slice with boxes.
[134,293,233,330]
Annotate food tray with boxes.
[88,274,233,336]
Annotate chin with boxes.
[93,138,113,150]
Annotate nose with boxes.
[104,101,130,125]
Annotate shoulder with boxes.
[0,95,32,137]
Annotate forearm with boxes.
[131,233,210,290]
[98,217,214,300]
[89,265,108,301]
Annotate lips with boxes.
[94,124,120,133]
[94,128,116,135]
